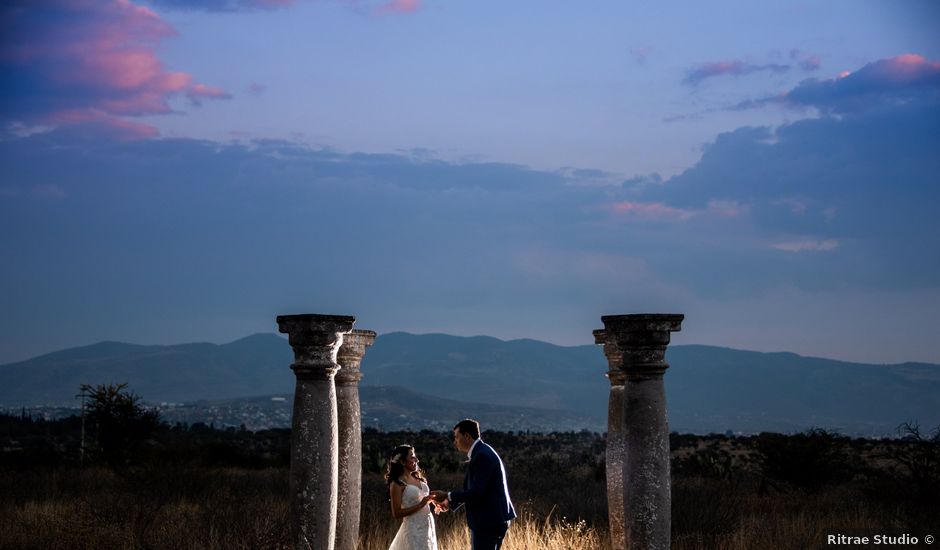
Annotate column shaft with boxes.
[600,314,683,550]
[595,329,626,550]
[621,375,670,550]
[278,313,356,550]
[607,383,626,550]
[335,329,376,550]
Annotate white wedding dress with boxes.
[388,481,438,550]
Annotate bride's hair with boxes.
[384,444,426,490]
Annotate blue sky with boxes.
[1,0,939,364]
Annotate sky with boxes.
[1,0,939,365]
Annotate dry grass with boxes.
[1,467,291,550]
[671,482,905,550]
[3,465,927,550]
[1,467,606,550]
[2,429,936,549]
[358,507,604,550]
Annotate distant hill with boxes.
[0,334,293,405]
[2,332,938,435]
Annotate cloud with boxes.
[789,49,821,72]
[607,198,744,222]
[45,109,160,140]
[798,56,821,72]
[0,0,231,137]
[622,173,664,191]
[644,96,940,291]
[784,54,940,114]
[609,200,694,221]
[630,46,652,65]
[706,199,747,218]
[772,239,839,252]
[1,113,938,362]
[145,0,423,15]
[145,0,297,12]
[187,84,233,106]
[5,101,923,301]
[375,0,421,15]
[684,59,790,85]
[735,54,940,114]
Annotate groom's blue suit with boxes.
[448,439,516,550]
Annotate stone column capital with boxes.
[277,313,356,380]
[336,329,376,386]
[594,328,626,386]
[601,314,684,379]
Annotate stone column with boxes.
[594,329,626,550]
[334,329,376,550]
[600,314,684,550]
[277,313,356,550]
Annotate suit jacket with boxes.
[448,440,516,532]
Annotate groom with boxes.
[431,419,516,550]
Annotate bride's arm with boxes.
[389,483,432,519]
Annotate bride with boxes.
[385,444,440,550]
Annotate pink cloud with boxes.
[684,59,789,85]
[376,0,421,15]
[45,109,160,140]
[610,200,694,220]
[243,0,297,8]
[607,198,750,222]
[706,199,746,217]
[772,239,839,252]
[187,83,234,105]
[1,0,231,136]
[873,54,940,81]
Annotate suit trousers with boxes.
[470,521,510,550]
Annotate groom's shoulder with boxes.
[477,440,500,458]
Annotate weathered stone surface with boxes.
[599,314,683,550]
[621,374,670,550]
[595,329,626,550]
[277,313,355,550]
[334,329,375,550]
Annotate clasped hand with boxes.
[428,490,450,514]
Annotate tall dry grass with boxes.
[358,507,604,550]
[1,466,606,550]
[357,470,605,549]
[4,465,925,550]
[2,429,936,549]
[1,467,291,550]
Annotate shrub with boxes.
[754,428,856,492]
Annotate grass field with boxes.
[2,422,937,549]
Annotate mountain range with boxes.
[2,332,938,435]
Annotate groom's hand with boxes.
[429,490,448,502]
[432,498,449,514]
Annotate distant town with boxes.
[3,393,598,434]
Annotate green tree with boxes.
[81,383,160,467]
